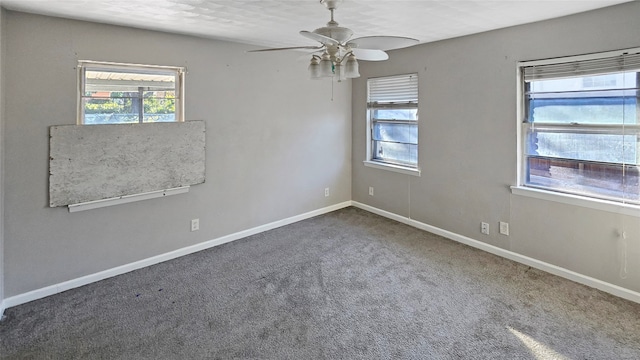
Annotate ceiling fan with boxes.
[249,0,418,80]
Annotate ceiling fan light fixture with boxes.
[334,62,345,82]
[308,56,322,79]
[319,52,334,77]
[344,54,360,78]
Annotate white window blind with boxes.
[368,73,419,106]
[523,51,640,81]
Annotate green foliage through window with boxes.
[79,61,184,124]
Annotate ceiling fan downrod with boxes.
[322,0,340,25]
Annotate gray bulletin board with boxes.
[49,121,205,207]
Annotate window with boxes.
[519,49,640,205]
[78,61,185,124]
[366,73,419,172]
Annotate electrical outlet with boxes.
[481,222,489,235]
[369,186,374,196]
[499,222,509,236]
[191,218,199,232]
[325,187,330,197]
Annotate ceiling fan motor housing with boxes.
[313,25,353,44]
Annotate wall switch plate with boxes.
[369,187,374,196]
[325,188,330,197]
[191,218,199,232]
[499,222,509,236]
[481,222,489,235]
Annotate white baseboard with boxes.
[3,201,352,309]
[5,200,639,309]
[0,300,5,320]
[352,201,640,304]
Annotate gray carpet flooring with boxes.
[1,207,639,359]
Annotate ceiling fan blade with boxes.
[351,48,389,61]
[347,36,419,51]
[300,30,339,46]
[248,45,324,53]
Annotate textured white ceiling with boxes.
[0,0,632,49]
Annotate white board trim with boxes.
[351,201,640,304]
[68,186,189,212]
[3,201,352,309]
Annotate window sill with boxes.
[363,160,421,177]
[511,186,640,218]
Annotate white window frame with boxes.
[364,73,421,177]
[513,47,640,217]
[77,60,185,125]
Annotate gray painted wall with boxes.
[0,8,5,313]
[352,2,640,293]
[3,11,351,297]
